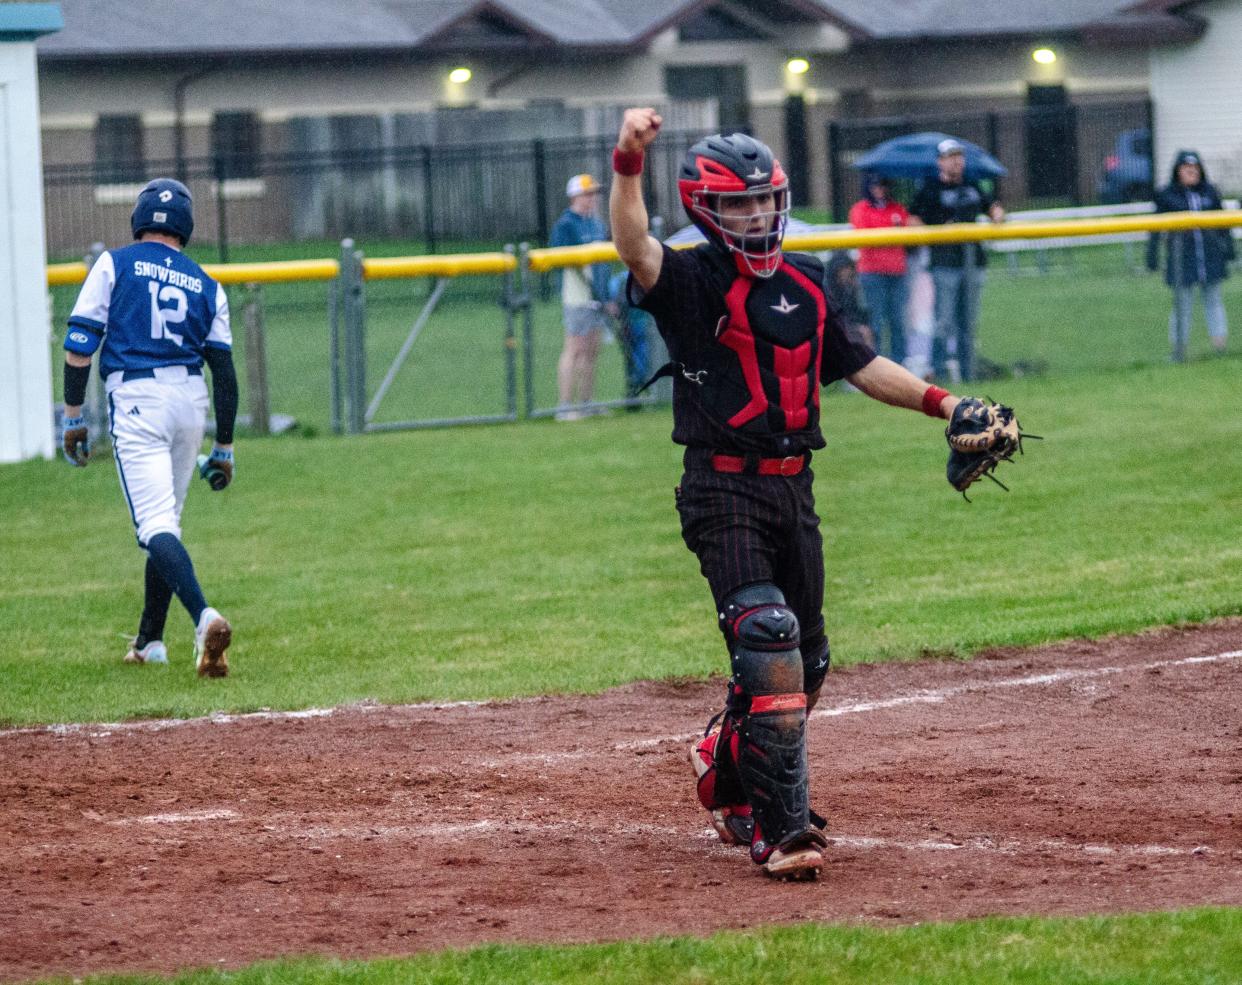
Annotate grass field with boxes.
[6,352,1242,726]
[13,245,1242,985]
[28,909,1239,985]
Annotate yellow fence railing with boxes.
[46,210,1242,287]
[363,252,516,280]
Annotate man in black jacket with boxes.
[910,139,1005,383]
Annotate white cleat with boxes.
[124,640,168,665]
[194,607,231,678]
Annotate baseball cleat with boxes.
[690,728,754,846]
[124,640,168,665]
[756,829,829,882]
[194,607,231,678]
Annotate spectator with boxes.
[608,268,652,403]
[903,245,936,381]
[550,174,614,419]
[848,174,909,364]
[910,139,1005,383]
[1146,150,1233,362]
[823,251,874,350]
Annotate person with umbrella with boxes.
[909,138,1005,383]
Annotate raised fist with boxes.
[618,108,663,153]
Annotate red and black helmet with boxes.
[678,133,789,278]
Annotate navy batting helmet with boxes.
[678,133,789,277]
[131,178,194,245]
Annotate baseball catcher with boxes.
[609,108,1035,881]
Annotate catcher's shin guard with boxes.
[801,617,831,712]
[717,584,817,866]
[691,717,754,846]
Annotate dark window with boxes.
[94,114,144,183]
[665,64,750,132]
[211,111,262,179]
[1026,85,1075,199]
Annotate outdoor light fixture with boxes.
[448,67,472,84]
[1032,48,1057,65]
[786,58,810,75]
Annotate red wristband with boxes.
[922,385,950,417]
[612,147,644,177]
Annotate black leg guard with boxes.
[717,584,815,864]
[801,617,831,712]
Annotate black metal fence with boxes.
[44,100,1157,261]
[827,100,1154,220]
[42,131,702,263]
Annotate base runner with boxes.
[61,179,236,677]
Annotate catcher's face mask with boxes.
[691,183,789,278]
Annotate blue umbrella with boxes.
[851,132,1007,180]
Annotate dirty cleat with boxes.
[690,725,754,846]
[194,607,231,678]
[754,828,829,882]
[124,640,168,665]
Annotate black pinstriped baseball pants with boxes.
[674,454,829,667]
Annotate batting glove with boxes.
[62,416,90,467]
[198,446,234,491]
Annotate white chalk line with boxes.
[0,697,489,740]
[89,811,1220,861]
[534,649,1242,764]
[4,649,1238,750]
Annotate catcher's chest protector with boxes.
[706,260,826,435]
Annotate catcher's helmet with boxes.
[678,133,789,278]
[131,178,194,246]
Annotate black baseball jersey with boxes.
[632,243,875,457]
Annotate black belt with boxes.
[684,447,809,476]
[120,365,202,382]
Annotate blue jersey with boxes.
[65,241,231,376]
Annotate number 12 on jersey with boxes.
[149,282,187,347]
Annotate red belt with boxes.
[710,453,807,477]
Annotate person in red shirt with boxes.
[848,175,910,366]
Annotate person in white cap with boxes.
[909,138,1004,383]
[550,173,616,419]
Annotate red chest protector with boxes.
[708,257,827,436]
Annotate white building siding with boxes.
[1150,0,1242,193]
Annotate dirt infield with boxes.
[2,621,1240,982]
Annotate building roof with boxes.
[35,0,703,59]
[35,0,1206,60]
[809,0,1203,43]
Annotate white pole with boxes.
[0,6,62,463]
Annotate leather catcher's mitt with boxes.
[945,397,1033,496]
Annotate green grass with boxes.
[5,355,1242,726]
[38,908,1242,985]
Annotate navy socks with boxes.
[144,532,208,628]
[134,556,175,647]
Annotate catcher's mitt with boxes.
[945,397,1037,497]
